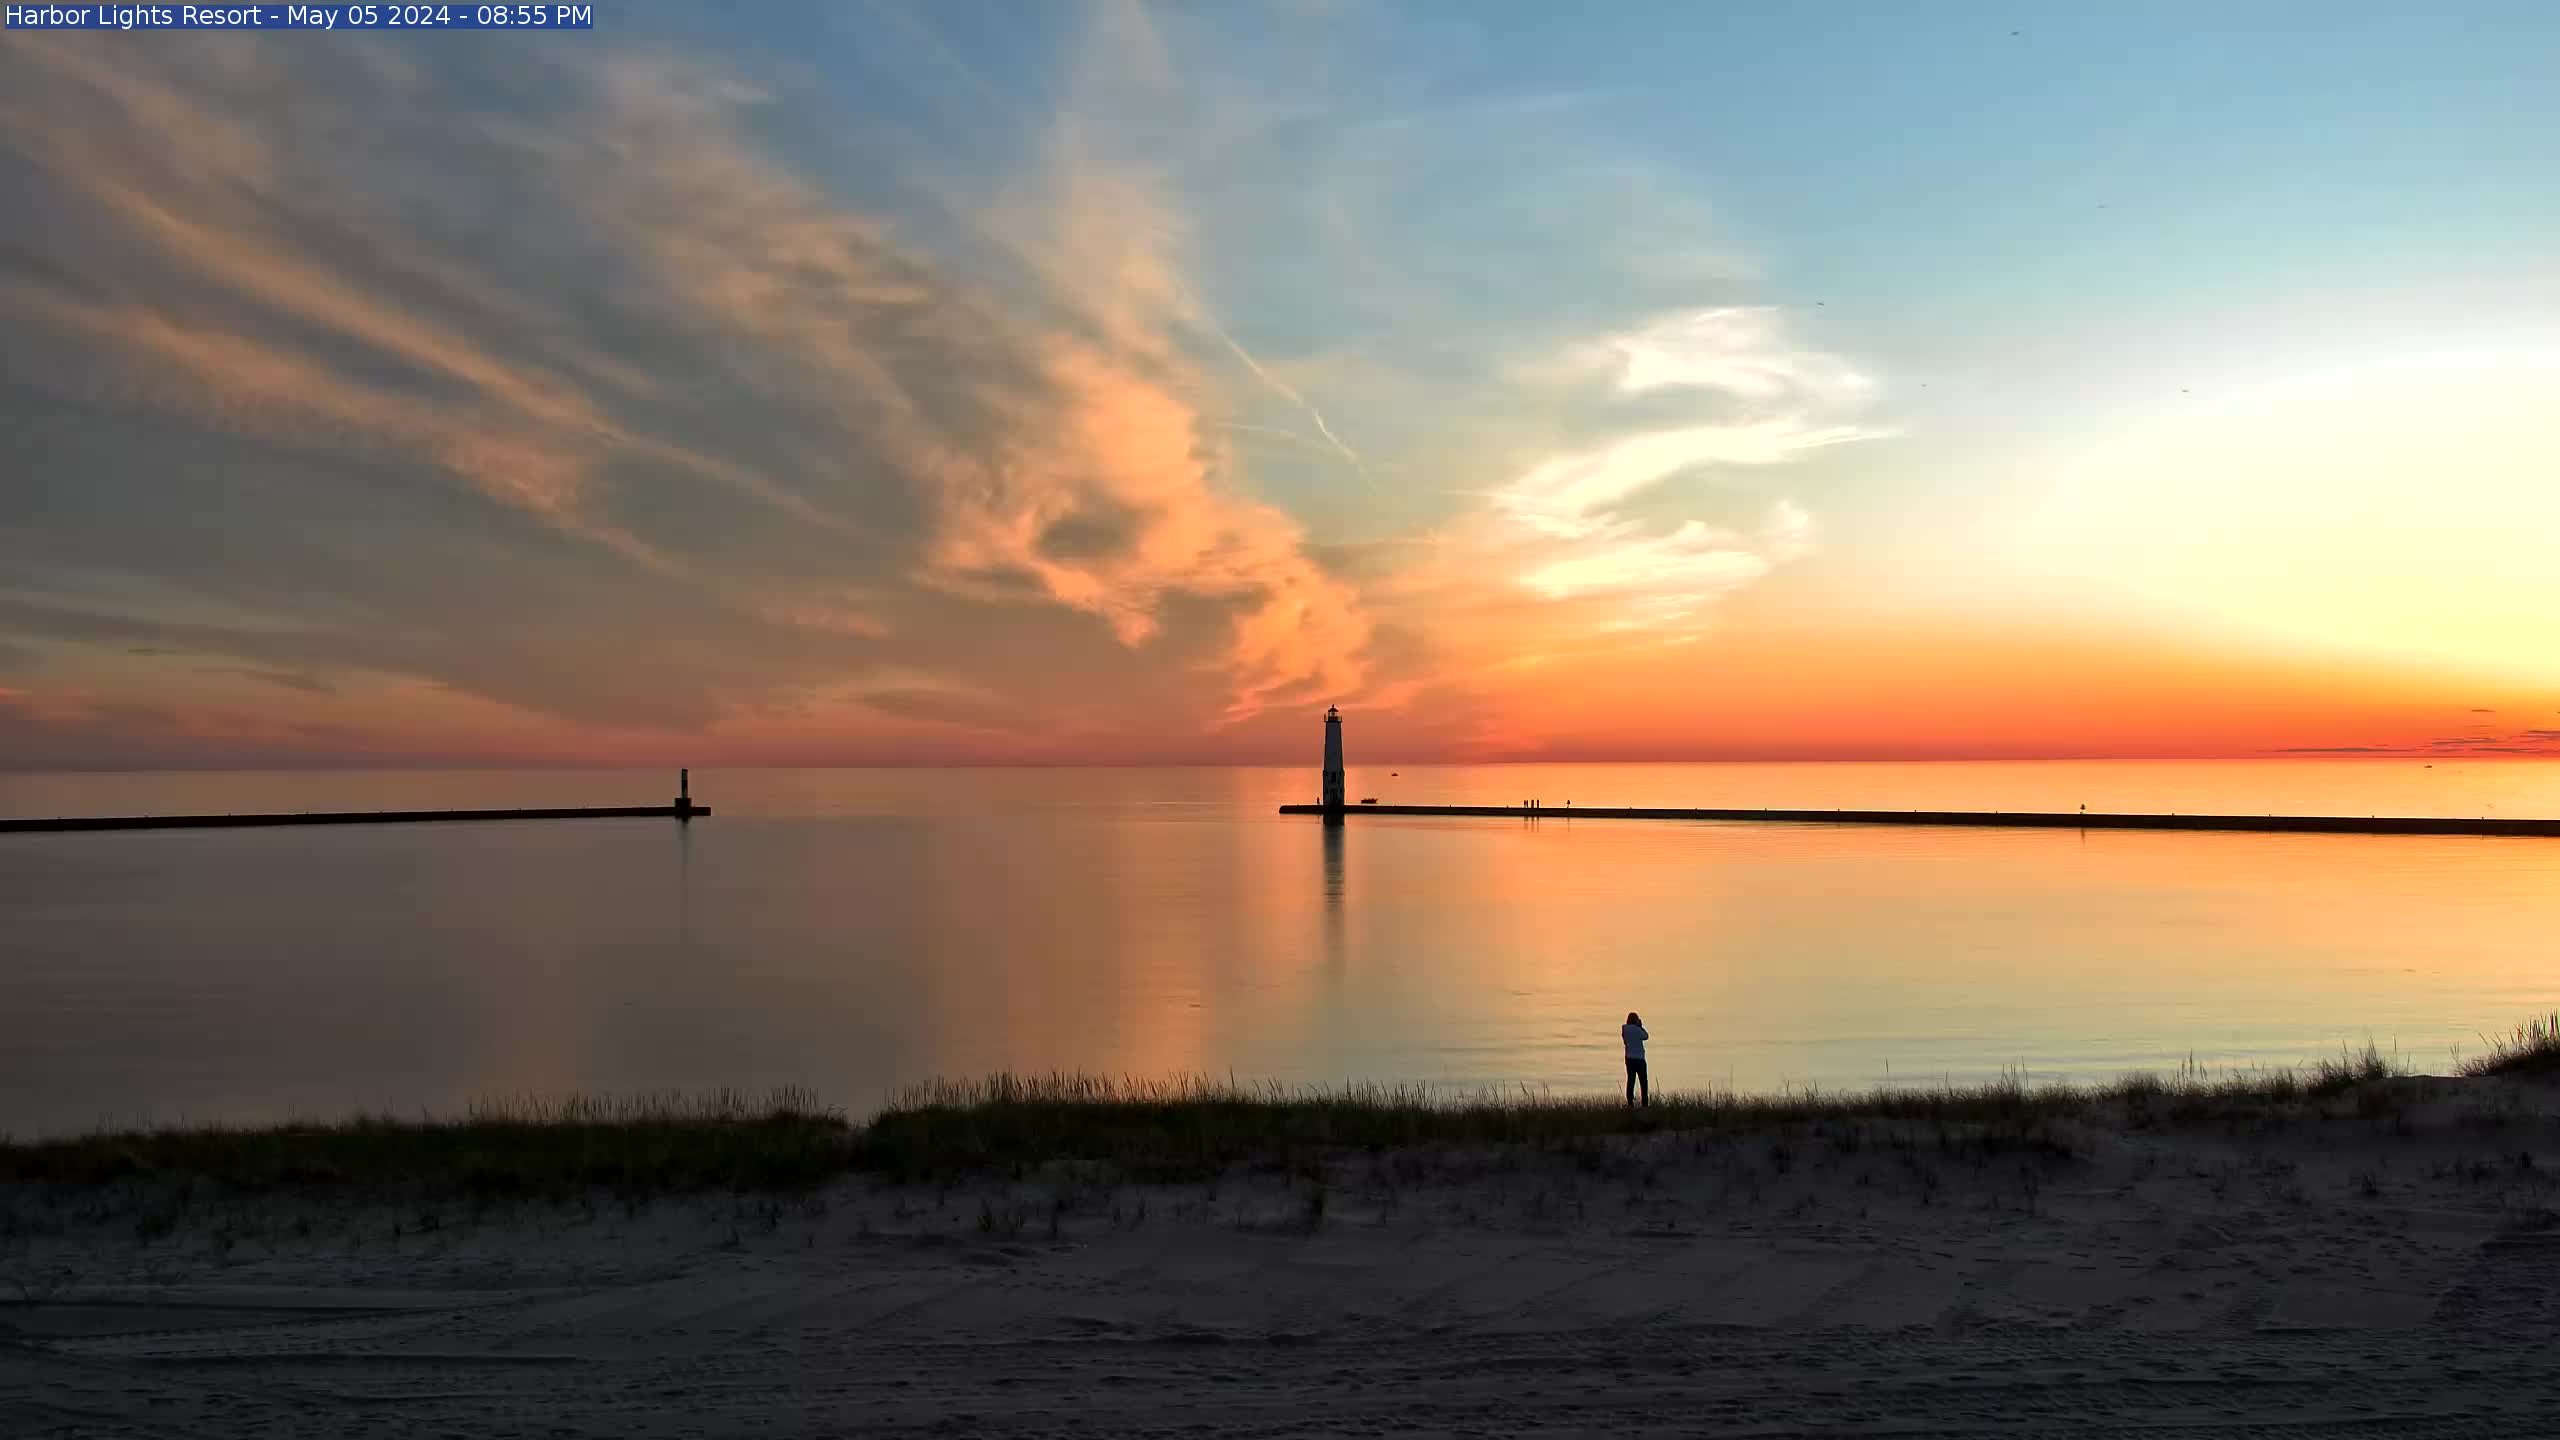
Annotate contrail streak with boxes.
[1213,328,1365,476]
[1218,421,1341,454]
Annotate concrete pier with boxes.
[2,805,709,834]
[3,775,710,834]
[1275,802,2560,838]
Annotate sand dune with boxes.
[7,1077,2560,1437]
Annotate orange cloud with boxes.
[1,33,864,567]
[3,28,1378,750]
[12,21,2544,771]
[570,53,1373,726]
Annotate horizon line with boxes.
[6,751,2559,777]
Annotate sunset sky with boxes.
[4,2,2557,768]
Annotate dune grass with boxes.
[2461,1013,2560,1078]
[847,1073,2070,1182]
[0,1089,852,1193]
[0,1041,2438,1191]
[848,1046,2412,1181]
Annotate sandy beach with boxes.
[7,1076,2560,1438]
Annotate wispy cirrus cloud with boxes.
[10,6,2556,774]
[0,10,1376,760]
[1494,418,1868,541]
[1487,306,1883,632]
[746,587,896,641]
[202,666,338,697]
[1519,503,1813,616]
[564,40,1370,726]
[1591,306,1876,405]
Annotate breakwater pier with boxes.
[1,772,708,834]
[1279,711,2557,838]
[1277,802,2560,838]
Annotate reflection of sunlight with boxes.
[2028,343,2560,683]
[1333,820,1744,1093]
[448,833,622,1103]
[1248,793,2560,1091]
[916,827,1169,1081]
[912,814,1341,1084]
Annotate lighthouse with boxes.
[1321,706,1346,818]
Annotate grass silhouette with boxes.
[2462,1013,2560,1077]
[0,1038,2463,1191]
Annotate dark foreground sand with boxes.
[8,1077,2560,1438]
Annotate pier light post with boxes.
[674,768,695,821]
[1321,706,1345,824]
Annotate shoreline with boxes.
[6,1028,2556,1436]
[4,1024,2548,1189]
[6,1067,2560,1436]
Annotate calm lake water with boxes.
[4,761,2559,1137]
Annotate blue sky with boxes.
[2,2,2555,766]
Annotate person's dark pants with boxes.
[1625,1056,1649,1106]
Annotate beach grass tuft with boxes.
[2460,1013,2560,1078]
[2306,1039,2407,1095]
[0,1088,851,1192]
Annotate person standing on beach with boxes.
[1622,1011,1650,1107]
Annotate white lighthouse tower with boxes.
[1321,706,1346,816]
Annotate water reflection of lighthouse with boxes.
[1322,819,1345,974]
[1320,708,1346,973]
[1321,705,1345,824]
